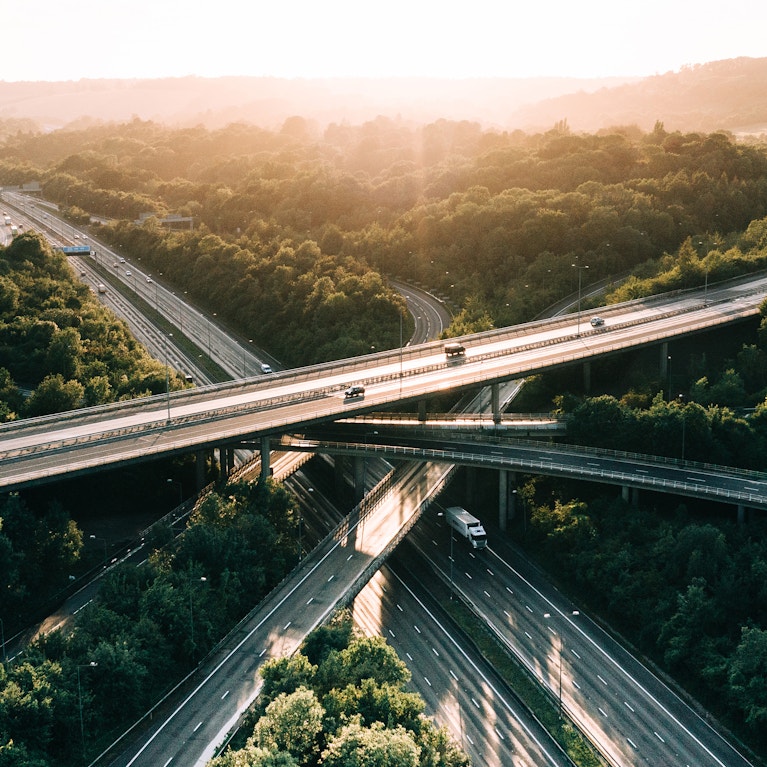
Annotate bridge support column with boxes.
[622,485,630,503]
[466,467,477,505]
[196,451,206,491]
[334,456,346,496]
[498,469,508,531]
[583,360,591,393]
[418,399,427,422]
[660,342,669,381]
[737,504,746,524]
[260,437,271,482]
[354,456,365,502]
[491,384,501,424]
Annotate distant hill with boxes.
[0,75,634,132]
[508,57,767,136]
[0,58,766,136]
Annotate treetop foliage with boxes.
[213,612,469,767]
[3,119,767,358]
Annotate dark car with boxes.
[344,384,365,399]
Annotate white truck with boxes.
[446,506,487,549]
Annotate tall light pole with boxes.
[89,534,107,566]
[167,478,182,506]
[544,611,579,718]
[165,332,173,423]
[189,576,207,657]
[572,262,589,336]
[437,511,455,599]
[78,661,98,759]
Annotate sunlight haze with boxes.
[4,0,766,82]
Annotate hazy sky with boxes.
[4,0,766,82]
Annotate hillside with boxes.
[510,57,767,136]
[2,59,767,137]
[0,74,633,132]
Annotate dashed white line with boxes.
[486,568,494,576]
[193,721,203,732]
[327,574,335,582]
[598,707,608,718]
[624,701,634,712]
[627,738,638,750]
[525,605,533,613]
[471,697,480,709]
[483,590,491,598]
[424,676,432,686]
[654,731,666,743]
[221,690,229,700]
[597,674,608,686]
[432,647,440,656]
[450,670,458,681]
[306,597,314,605]
[389,629,396,638]
[505,586,514,595]
[414,624,421,634]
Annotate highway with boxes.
[105,460,455,767]
[2,271,767,491]
[353,558,574,767]
[399,511,755,767]
[288,430,767,510]
[3,190,760,766]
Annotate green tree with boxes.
[728,625,767,732]
[320,719,420,767]
[252,687,324,764]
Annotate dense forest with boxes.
[0,231,188,416]
[210,612,469,767]
[4,116,767,763]
[0,478,301,766]
[3,118,767,363]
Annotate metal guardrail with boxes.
[278,437,767,509]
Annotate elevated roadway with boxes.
[2,274,766,491]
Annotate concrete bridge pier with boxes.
[622,485,640,505]
[334,456,346,497]
[260,437,271,481]
[498,469,508,531]
[196,450,206,491]
[418,399,427,422]
[738,504,746,524]
[353,456,365,502]
[491,384,501,424]
[660,342,670,382]
[583,360,591,393]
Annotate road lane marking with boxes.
[221,690,229,700]
[471,697,480,709]
[598,674,607,685]
[598,707,607,717]
[397,603,403,611]
[525,604,533,613]
[432,647,440,656]
[327,574,335,582]
[388,629,396,638]
[486,568,494,576]
[283,622,291,630]
[450,670,458,681]
[414,624,421,634]
[624,701,634,712]
[654,731,665,743]
[627,738,637,749]
[424,676,432,686]
[306,597,314,605]
[494,726,505,740]
[193,721,203,732]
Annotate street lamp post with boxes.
[165,332,173,423]
[89,534,107,566]
[437,511,455,599]
[189,576,207,657]
[678,394,686,460]
[78,661,98,758]
[572,262,589,336]
[544,611,579,718]
[167,478,182,506]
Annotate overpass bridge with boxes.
[1,273,766,493]
[284,429,767,517]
